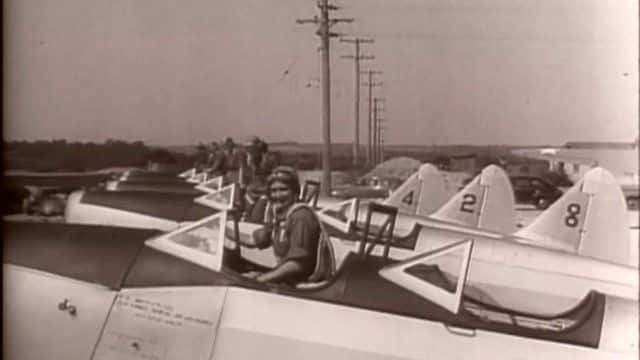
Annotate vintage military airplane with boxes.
[66,175,226,230]
[228,167,638,313]
[105,168,213,194]
[3,205,637,360]
[117,167,195,181]
[3,171,115,215]
[66,164,517,235]
[65,162,638,312]
[351,166,636,267]
[375,163,517,235]
[4,171,113,190]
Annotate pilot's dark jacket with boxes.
[253,205,320,284]
[242,194,268,223]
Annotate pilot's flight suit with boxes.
[253,204,322,285]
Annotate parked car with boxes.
[510,176,564,209]
[621,186,639,211]
[330,176,401,200]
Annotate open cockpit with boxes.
[140,195,608,349]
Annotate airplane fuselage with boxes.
[3,219,637,360]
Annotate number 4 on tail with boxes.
[402,191,414,206]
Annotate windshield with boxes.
[145,212,227,271]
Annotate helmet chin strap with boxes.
[272,197,296,218]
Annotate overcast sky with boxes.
[4,0,638,146]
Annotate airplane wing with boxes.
[4,172,112,189]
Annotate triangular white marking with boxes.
[379,239,473,314]
[194,184,236,210]
[186,171,208,184]
[145,212,227,271]
[178,168,196,179]
[195,176,223,194]
[317,198,359,233]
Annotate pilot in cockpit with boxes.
[236,166,330,286]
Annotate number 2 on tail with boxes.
[564,203,581,227]
[460,194,476,213]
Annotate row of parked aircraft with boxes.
[4,164,637,359]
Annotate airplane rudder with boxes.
[431,175,484,227]
[579,168,632,265]
[384,173,419,214]
[478,166,517,233]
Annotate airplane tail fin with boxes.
[383,163,448,216]
[515,167,632,265]
[431,165,517,233]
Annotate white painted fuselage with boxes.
[5,264,637,360]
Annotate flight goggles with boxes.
[267,167,300,194]
[267,171,296,185]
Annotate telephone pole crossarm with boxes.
[330,18,354,26]
[296,17,319,24]
[341,38,375,44]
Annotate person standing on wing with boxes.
[204,141,219,173]
[241,136,276,221]
[210,137,246,183]
[241,166,323,285]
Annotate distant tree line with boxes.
[3,139,189,172]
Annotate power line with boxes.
[373,97,385,164]
[361,70,383,166]
[340,37,374,166]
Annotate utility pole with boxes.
[361,70,382,166]
[373,98,379,164]
[377,118,386,163]
[297,1,353,195]
[340,38,374,166]
[373,97,384,164]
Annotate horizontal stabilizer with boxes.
[516,167,632,266]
